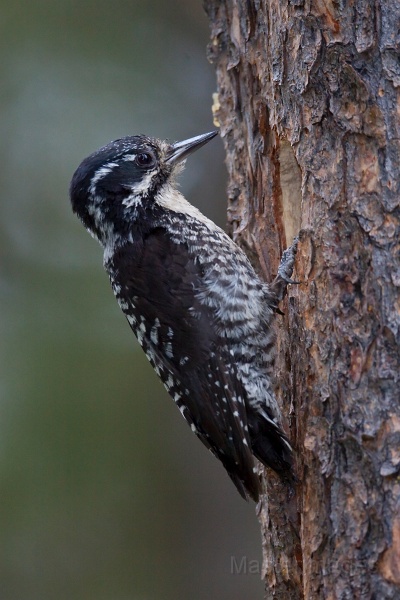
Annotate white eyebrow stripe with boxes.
[89,162,119,195]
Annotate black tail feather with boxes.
[222,456,261,502]
[249,417,296,483]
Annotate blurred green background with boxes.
[0,2,263,598]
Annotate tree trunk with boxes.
[203,1,400,598]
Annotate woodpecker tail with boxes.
[249,414,296,483]
[223,457,261,502]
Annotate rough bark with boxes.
[203,1,400,598]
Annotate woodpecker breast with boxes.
[70,131,297,501]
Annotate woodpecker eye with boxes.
[135,152,154,167]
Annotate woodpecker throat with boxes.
[70,130,298,501]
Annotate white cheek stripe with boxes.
[121,195,142,209]
[155,184,217,228]
[122,170,156,204]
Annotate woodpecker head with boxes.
[70,131,218,245]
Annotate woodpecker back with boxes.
[70,131,297,501]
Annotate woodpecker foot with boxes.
[271,237,299,302]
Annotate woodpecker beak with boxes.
[166,131,218,164]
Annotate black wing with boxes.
[109,227,261,500]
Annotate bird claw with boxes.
[276,237,298,280]
[271,237,300,302]
[279,275,300,285]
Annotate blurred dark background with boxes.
[0,2,263,598]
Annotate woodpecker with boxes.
[70,131,298,501]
